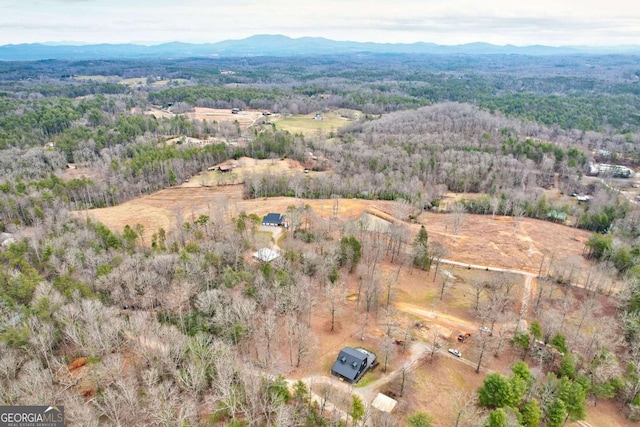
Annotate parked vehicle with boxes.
[480,326,492,333]
[457,333,471,341]
[448,348,462,357]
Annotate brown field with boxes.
[144,106,264,127]
[75,163,630,424]
[181,157,313,188]
[78,154,593,274]
[184,107,263,128]
[79,181,592,276]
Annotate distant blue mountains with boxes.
[1,34,639,61]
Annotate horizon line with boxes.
[2,34,640,50]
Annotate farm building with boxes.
[262,213,286,227]
[588,162,634,178]
[371,393,398,413]
[252,248,280,262]
[330,347,377,383]
[207,163,236,172]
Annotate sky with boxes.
[1,0,639,47]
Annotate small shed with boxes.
[253,248,280,262]
[262,213,286,227]
[371,393,397,413]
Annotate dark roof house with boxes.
[330,347,377,383]
[262,212,286,227]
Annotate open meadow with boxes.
[184,107,263,128]
[273,110,360,136]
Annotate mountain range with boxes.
[1,34,639,61]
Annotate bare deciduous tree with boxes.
[258,309,278,368]
[471,280,489,311]
[428,327,443,364]
[327,283,345,332]
[453,391,480,427]
[451,202,467,235]
[381,337,395,373]
[430,242,449,282]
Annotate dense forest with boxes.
[2,52,640,425]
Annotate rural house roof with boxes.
[253,248,280,262]
[330,347,369,382]
[262,212,284,224]
[371,393,398,413]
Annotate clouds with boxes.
[0,0,638,46]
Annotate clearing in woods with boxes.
[76,163,629,425]
[184,107,263,128]
[73,75,188,88]
[143,107,263,128]
[273,110,361,135]
[80,183,593,276]
[181,157,311,188]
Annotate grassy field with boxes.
[73,75,187,87]
[120,77,147,86]
[274,110,359,135]
[73,75,115,82]
[121,77,188,87]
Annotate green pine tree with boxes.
[413,225,431,270]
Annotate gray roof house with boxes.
[330,347,377,383]
[262,213,286,227]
